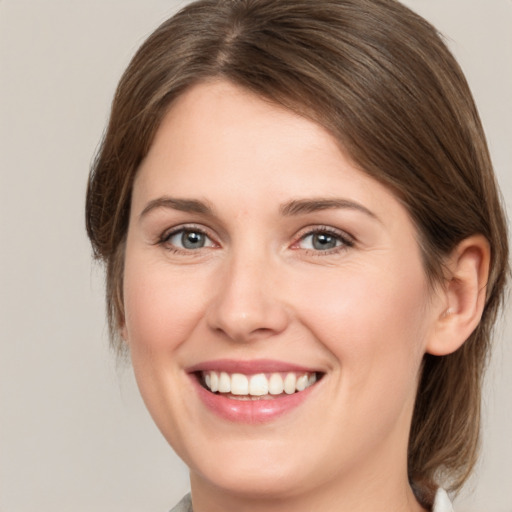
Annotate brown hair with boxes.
[85,0,509,503]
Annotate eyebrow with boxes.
[139,196,378,222]
[139,197,214,220]
[280,198,378,220]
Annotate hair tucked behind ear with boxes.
[86,0,509,501]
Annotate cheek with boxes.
[122,256,209,353]
[294,258,430,397]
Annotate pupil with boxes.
[182,231,204,249]
[313,233,336,250]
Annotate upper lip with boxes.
[187,359,321,374]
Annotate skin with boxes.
[122,80,489,512]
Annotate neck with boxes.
[189,464,428,512]
[188,391,428,512]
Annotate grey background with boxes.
[0,1,510,511]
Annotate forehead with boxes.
[132,80,413,234]
[147,82,343,169]
[136,82,370,196]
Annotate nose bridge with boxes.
[207,240,289,342]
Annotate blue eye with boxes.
[165,229,215,250]
[297,229,352,251]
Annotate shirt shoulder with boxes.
[169,493,193,512]
[433,488,454,512]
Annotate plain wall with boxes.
[0,1,510,511]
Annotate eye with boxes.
[295,228,353,252]
[164,228,216,250]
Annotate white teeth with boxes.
[296,374,308,391]
[268,373,284,395]
[202,370,319,397]
[231,373,249,395]
[210,371,219,392]
[284,373,296,394]
[249,373,269,396]
[218,372,231,393]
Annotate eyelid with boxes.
[291,225,355,251]
[158,223,219,250]
[155,223,354,255]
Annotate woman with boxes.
[85,1,509,511]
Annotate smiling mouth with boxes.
[198,371,322,400]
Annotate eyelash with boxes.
[292,226,355,255]
[158,224,217,255]
[157,224,355,255]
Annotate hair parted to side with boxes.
[86,0,509,503]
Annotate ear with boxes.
[426,235,490,356]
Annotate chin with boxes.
[185,439,315,499]
[192,462,309,500]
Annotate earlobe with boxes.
[426,235,490,356]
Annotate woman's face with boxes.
[123,81,442,499]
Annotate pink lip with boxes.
[187,359,322,424]
[187,358,319,374]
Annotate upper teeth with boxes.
[203,371,317,396]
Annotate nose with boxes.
[206,250,290,343]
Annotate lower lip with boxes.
[190,375,318,424]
